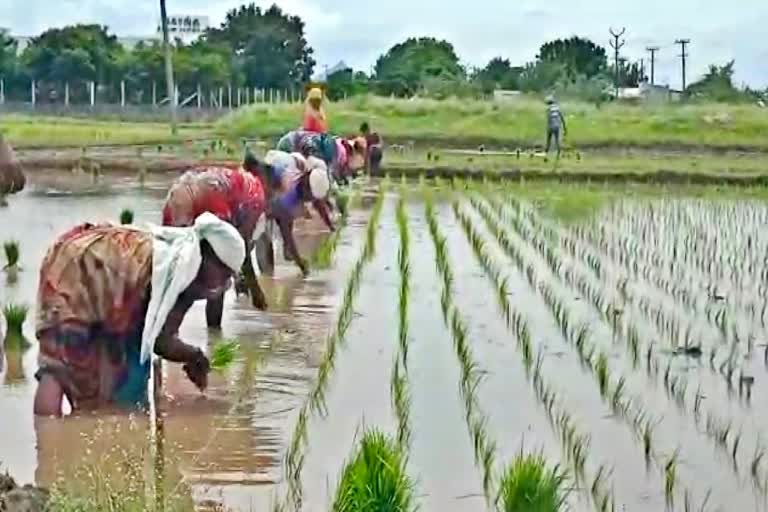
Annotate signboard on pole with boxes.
[157,15,209,35]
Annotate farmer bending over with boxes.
[545,96,567,159]
[162,165,269,326]
[34,214,242,416]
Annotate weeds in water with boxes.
[119,209,134,225]
[496,451,568,512]
[332,429,416,512]
[209,339,240,371]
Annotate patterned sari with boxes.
[36,224,154,409]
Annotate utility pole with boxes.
[646,46,659,85]
[675,39,690,92]
[609,27,626,97]
[160,0,178,135]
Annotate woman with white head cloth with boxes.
[33,213,243,416]
[256,150,334,275]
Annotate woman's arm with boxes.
[277,216,308,276]
[312,198,336,231]
[153,291,210,390]
[241,239,268,309]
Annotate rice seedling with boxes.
[332,429,416,512]
[594,354,610,399]
[496,450,568,512]
[3,240,19,271]
[209,339,240,372]
[665,451,679,508]
[119,208,134,225]
[3,303,29,348]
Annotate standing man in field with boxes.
[545,96,567,160]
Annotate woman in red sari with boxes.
[302,87,328,133]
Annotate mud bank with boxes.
[0,473,48,512]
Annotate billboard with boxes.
[157,15,210,35]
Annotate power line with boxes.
[609,27,626,95]
[646,46,659,85]
[675,38,690,92]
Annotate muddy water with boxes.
[0,170,363,511]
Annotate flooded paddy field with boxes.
[4,172,768,511]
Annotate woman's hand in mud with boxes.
[183,349,211,392]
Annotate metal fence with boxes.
[0,78,303,121]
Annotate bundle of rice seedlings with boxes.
[209,339,240,371]
[497,451,568,512]
[332,429,416,512]
[3,303,30,349]
[3,240,19,270]
[119,209,135,225]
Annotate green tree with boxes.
[687,61,747,101]
[0,31,18,78]
[22,24,123,84]
[538,37,607,79]
[326,68,370,100]
[205,3,315,89]
[518,60,567,92]
[374,37,465,96]
[473,57,523,92]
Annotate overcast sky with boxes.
[2,0,767,88]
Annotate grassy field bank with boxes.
[220,95,768,151]
[2,95,768,151]
[0,114,210,148]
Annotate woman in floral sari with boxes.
[34,214,243,416]
[162,165,268,327]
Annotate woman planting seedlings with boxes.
[33,213,243,417]
[162,162,269,326]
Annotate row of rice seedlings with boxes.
[332,429,417,512]
[483,194,742,411]
[281,188,386,511]
[564,202,753,348]
[312,190,358,269]
[465,197,719,510]
[486,196,768,483]
[392,193,413,448]
[511,194,725,345]
[507,196,763,505]
[451,200,614,510]
[424,195,498,504]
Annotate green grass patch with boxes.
[496,451,568,512]
[332,429,416,512]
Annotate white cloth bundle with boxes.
[140,212,245,363]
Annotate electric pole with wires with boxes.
[646,46,659,85]
[160,0,178,135]
[609,27,626,97]
[675,39,690,92]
